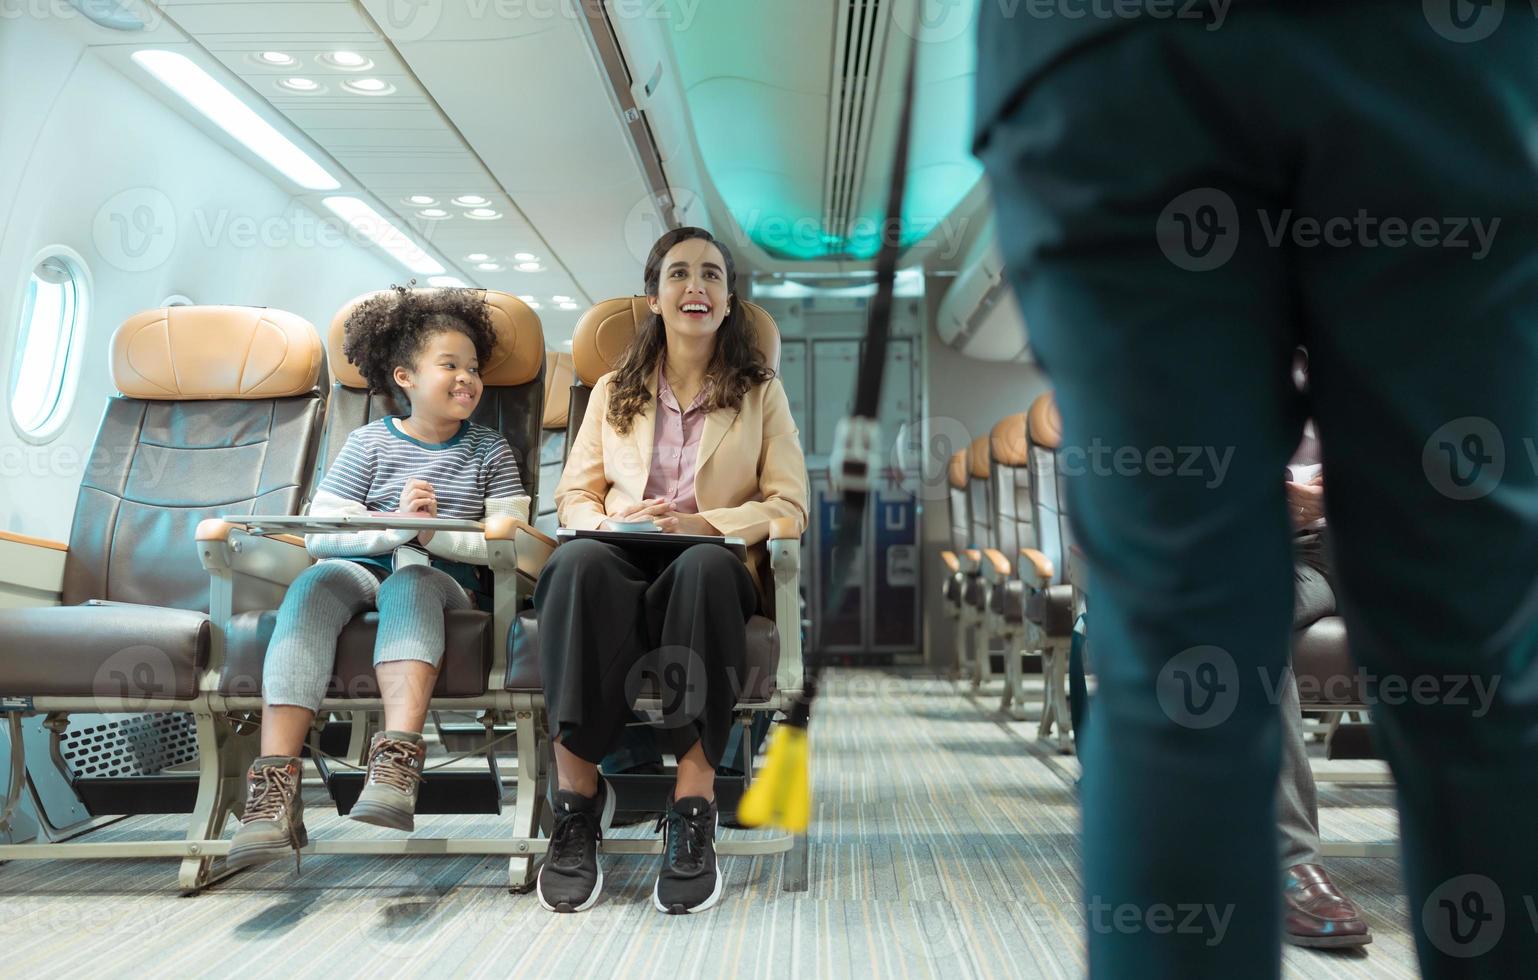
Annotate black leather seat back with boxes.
[63,306,325,611]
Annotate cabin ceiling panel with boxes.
[128,0,597,331]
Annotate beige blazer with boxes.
[556,370,810,608]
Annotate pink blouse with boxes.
[642,371,707,513]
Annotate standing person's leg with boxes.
[229,559,380,870]
[643,542,756,915]
[1289,17,1538,976]
[349,563,472,830]
[980,25,1302,978]
[533,537,651,912]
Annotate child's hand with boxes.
[398,479,437,517]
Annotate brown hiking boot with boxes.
[349,731,427,831]
[227,756,307,873]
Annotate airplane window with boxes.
[9,250,89,441]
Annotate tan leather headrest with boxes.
[948,449,969,489]
[1028,392,1062,450]
[968,435,991,480]
[112,306,322,400]
[542,350,574,429]
[327,289,543,390]
[990,412,1028,466]
[571,297,781,386]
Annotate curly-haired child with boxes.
[228,287,530,871]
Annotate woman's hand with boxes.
[601,498,670,529]
[656,512,719,536]
[1285,475,1325,529]
[398,478,437,544]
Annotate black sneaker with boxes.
[653,796,722,914]
[536,779,615,913]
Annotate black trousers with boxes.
[534,538,756,770]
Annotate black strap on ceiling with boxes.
[787,34,920,730]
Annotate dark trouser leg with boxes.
[1292,20,1538,977]
[535,538,651,763]
[983,22,1305,980]
[643,544,756,770]
[1275,666,1322,869]
[982,9,1538,977]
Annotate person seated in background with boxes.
[228,287,530,872]
[1276,433,1371,949]
[534,226,808,915]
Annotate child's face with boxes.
[393,329,482,420]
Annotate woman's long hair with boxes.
[606,227,773,435]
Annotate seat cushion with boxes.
[221,609,493,698]
[1292,616,1364,705]
[963,576,987,610]
[506,610,781,703]
[0,602,208,700]
[1025,584,1074,635]
[942,573,962,606]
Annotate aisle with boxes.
[0,671,1416,978]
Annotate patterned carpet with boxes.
[0,671,1417,978]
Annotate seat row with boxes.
[0,291,805,892]
[935,394,1081,751]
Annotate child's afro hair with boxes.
[342,285,498,397]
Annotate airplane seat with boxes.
[962,435,999,687]
[0,305,324,823]
[1022,392,1075,750]
[214,289,546,705]
[507,296,796,707]
[940,448,970,608]
[536,349,575,535]
[984,411,1043,716]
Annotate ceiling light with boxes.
[466,253,490,262]
[551,295,572,303]
[516,262,542,272]
[322,196,444,274]
[343,78,394,96]
[453,195,489,207]
[526,302,541,309]
[562,339,573,347]
[278,77,321,93]
[428,276,468,287]
[257,51,297,67]
[465,208,501,221]
[322,51,373,70]
[132,51,339,191]
[408,195,436,206]
[513,252,536,261]
[558,302,578,310]
[517,295,535,302]
[478,262,501,271]
[418,208,449,219]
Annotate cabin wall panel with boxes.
[0,20,400,542]
[919,276,1051,671]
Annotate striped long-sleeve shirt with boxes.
[306,417,529,597]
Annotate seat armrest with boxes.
[768,531,803,696]
[486,516,557,580]
[980,547,1011,583]
[940,550,960,574]
[769,516,802,540]
[197,520,315,621]
[1018,547,1055,585]
[0,529,68,606]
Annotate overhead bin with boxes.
[936,217,1031,362]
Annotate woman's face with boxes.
[648,238,731,341]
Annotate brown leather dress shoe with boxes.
[1284,863,1373,948]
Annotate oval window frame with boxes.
[8,245,92,445]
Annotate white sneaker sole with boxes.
[535,778,617,914]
